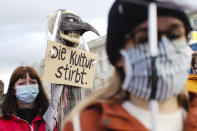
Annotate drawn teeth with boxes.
[66,31,80,38]
[60,30,80,44]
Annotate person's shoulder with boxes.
[0,117,7,125]
[0,116,11,129]
[83,102,123,111]
[79,102,106,123]
[0,115,16,122]
[80,102,123,118]
[0,117,4,122]
[81,102,104,115]
[0,115,22,131]
[63,102,123,131]
[63,102,148,131]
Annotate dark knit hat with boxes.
[106,0,192,65]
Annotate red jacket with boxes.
[63,98,197,131]
[0,114,58,131]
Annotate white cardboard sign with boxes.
[43,40,97,88]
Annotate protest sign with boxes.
[43,40,97,88]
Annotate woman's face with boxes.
[117,16,190,102]
[14,73,38,108]
[14,73,38,88]
[124,16,186,50]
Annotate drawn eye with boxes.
[69,18,74,22]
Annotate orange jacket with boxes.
[63,98,197,131]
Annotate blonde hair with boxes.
[64,67,190,123]
[64,68,128,122]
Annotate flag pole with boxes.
[148,2,158,131]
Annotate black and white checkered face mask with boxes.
[120,36,191,101]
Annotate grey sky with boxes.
[0,0,115,92]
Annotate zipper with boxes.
[11,114,34,131]
[30,125,34,131]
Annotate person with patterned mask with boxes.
[63,0,197,131]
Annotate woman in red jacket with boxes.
[0,66,57,131]
[63,0,197,131]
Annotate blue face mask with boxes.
[16,84,39,104]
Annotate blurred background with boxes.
[1,0,197,96]
[0,0,114,94]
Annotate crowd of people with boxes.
[1,0,197,131]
